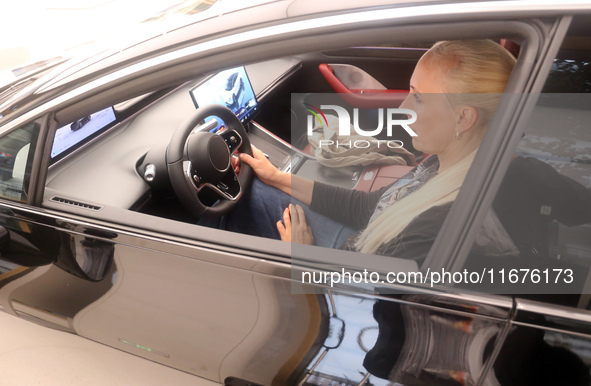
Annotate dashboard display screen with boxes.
[51,106,117,159]
[190,66,258,128]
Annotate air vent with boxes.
[50,196,102,211]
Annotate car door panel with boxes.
[294,49,422,94]
[282,290,512,386]
[73,245,263,381]
[0,263,115,330]
[0,201,515,385]
[253,48,423,143]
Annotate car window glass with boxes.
[0,121,39,202]
[542,36,591,93]
[463,33,591,306]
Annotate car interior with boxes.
[36,23,591,302]
[43,46,430,220]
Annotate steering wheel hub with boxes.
[187,133,231,180]
[166,104,253,218]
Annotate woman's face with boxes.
[399,60,458,156]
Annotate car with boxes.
[0,1,591,385]
[70,114,91,131]
[223,71,244,107]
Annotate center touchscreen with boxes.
[189,66,258,130]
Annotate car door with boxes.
[0,4,581,386]
[466,17,591,385]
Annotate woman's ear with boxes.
[456,105,478,134]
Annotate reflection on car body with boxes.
[0,1,590,385]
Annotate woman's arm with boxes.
[240,144,388,229]
[238,145,314,205]
[311,182,386,229]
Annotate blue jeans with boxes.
[207,178,358,249]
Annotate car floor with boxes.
[0,311,219,385]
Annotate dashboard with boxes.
[44,58,304,213]
[42,54,416,223]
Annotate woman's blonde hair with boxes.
[354,40,516,255]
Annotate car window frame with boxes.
[28,13,575,289]
[0,113,51,206]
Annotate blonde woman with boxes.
[229,40,517,261]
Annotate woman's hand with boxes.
[239,144,284,187]
[240,144,313,206]
[277,204,314,245]
[230,153,240,174]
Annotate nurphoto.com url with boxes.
[301,267,574,288]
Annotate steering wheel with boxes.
[166,104,253,218]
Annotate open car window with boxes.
[43,37,524,279]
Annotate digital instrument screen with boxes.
[190,66,258,130]
[51,106,117,159]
